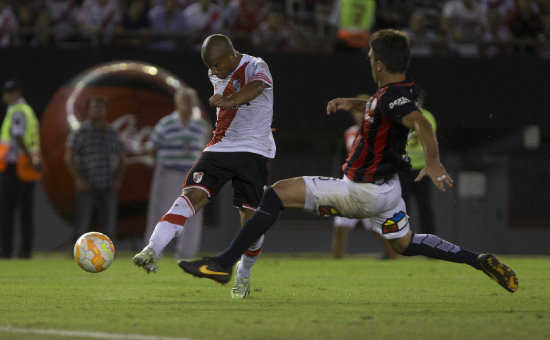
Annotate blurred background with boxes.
[0,0,549,255]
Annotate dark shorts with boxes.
[184,151,270,209]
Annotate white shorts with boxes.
[333,216,373,230]
[303,175,409,239]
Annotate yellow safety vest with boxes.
[0,101,41,181]
[406,108,436,171]
[337,0,376,48]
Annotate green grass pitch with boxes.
[1,253,549,340]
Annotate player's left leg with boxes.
[232,208,264,299]
[388,231,518,293]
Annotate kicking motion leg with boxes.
[392,232,518,293]
[178,178,304,283]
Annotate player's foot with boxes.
[133,246,158,273]
[477,254,518,293]
[232,276,251,299]
[177,257,232,284]
[231,262,251,299]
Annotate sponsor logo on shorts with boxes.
[193,172,204,183]
[382,211,408,234]
[319,206,341,217]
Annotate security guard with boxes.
[0,79,42,258]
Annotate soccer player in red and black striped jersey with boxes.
[179,29,519,294]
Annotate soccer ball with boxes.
[74,232,115,273]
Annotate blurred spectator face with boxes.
[267,12,283,30]
[18,6,34,27]
[410,11,427,33]
[462,0,474,10]
[129,0,146,17]
[164,0,177,12]
[199,0,212,10]
[86,97,108,124]
[174,88,195,120]
[487,9,503,30]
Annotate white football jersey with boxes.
[204,54,276,159]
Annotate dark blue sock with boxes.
[402,233,481,270]
[216,187,284,268]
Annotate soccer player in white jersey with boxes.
[134,34,275,299]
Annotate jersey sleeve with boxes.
[379,87,419,122]
[247,58,273,87]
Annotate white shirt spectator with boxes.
[0,4,17,47]
[46,0,80,41]
[182,0,224,50]
[147,2,188,50]
[77,0,121,44]
[442,0,487,56]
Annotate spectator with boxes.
[147,0,188,50]
[402,10,440,57]
[375,0,413,30]
[152,0,196,11]
[64,96,126,243]
[252,11,298,52]
[225,0,269,47]
[77,0,121,45]
[44,0,79,43]
[441,0,487,57]
[328,0,376,52]
[399,85,437,236]
[0,79,42,258]
[15,3,35,46]
[182,0,224,51]
[144,87,209,259]
[114,0,150,47]
[31,7,57,47]
[410,0,445,33]
[0,0,18,47]
[481,8,513,57]
[46,0,80,43]
[507,0,545,53]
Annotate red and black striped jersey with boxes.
[343,80,419,183]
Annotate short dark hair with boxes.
[369,29,411,74]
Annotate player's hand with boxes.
[415,161,454,192]
[209,94,234,108]
[326,98,352,115]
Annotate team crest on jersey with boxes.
[193,172,204,183]
[232,79,241,92]
[382,211,408,234]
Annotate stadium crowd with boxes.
[0,0,549,55]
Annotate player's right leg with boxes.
[133,188,208,273]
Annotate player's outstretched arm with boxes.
[401,110,453,191]
[209,80,267,108]
[326,98,367,115]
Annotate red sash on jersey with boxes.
[205,62,249,148]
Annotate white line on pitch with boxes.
[0,326,195,340]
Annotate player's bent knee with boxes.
[387,233,412,254]
[182,188,210,211]
[271,177,306,208]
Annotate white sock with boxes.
[147,196,195,257]
[237,235,264,280]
